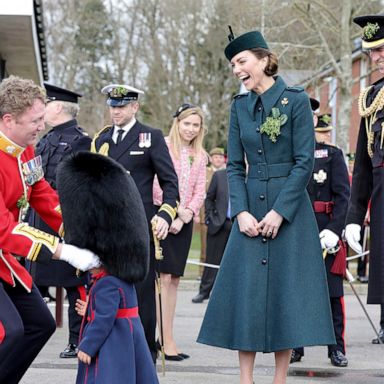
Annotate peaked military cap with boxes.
[310,98,320,112]
[101,84,144,107]
[353,14,384,49]
[315,114,333,132]
[224,27,269,61]
[44,83,82,104]
[209,147,225,156]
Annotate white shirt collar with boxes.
[113,118,136,143]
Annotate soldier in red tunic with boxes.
[0,76,100,383]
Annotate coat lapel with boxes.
[246,91,259,121]
[259,76,287,118]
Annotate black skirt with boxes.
[158,221,193,277]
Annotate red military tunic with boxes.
[0,131,62,292]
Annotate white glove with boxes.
[59,244,101,271]
[319,229,339,249]
[344,224,362,254]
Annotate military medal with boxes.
[139,133,145,148]
[314,149,328,159]
[144,133,151,148]
[22,155,44,186]
[139,132,151,148]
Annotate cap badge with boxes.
[320,114,332,125]
[22,155,44,186]
[281,97,289,106]
[313,169,327,184]
[139,132,151,148]
[363,22,380,39]
[110,86,129,98]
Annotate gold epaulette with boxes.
[90,125,113,155]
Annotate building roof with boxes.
[0,0,48,84]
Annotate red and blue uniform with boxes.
[77,272,158,384]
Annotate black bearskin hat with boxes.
[56,151,149,283]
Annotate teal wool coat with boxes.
[197,76,335,352]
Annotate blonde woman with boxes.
[153,103,207,360]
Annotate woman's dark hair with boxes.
[250,48,278,76]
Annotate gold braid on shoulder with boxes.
[90,125,112,155]
[358,86,384,157]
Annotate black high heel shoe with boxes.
[178,353,190,359]
[164,353,184,361]
[156,339,161,351]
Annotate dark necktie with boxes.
[116,129,124,145]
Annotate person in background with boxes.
[197,29,335,384]
[0,76,99,383]
[291,109,350,367]
[192,167,231,303]
[345,14,384,347]
[91,84,179,362]
[27,83,91,359]
[198,147,226,277]
[153,103,207,360]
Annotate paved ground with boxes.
[21,280,384,384]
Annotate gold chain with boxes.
[358,85,384,117]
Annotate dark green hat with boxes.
[224,28,269,61]
[353,15,384,49]
[315,114,333,132]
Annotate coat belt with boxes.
[248,162,293,181]
[87,306,138,321]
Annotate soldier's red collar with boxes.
[0,131,25,157]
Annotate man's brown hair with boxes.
[0,75,46,118]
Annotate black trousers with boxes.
[199,220,231,298]
[328,296,346,355]
[66,286,86,345]
[135,242,157,362]
[0,281,56,384]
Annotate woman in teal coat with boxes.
[197,30,335,384]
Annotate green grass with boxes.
[183,225,202,280]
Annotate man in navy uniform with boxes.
[92,84,179,362]
[346,14,384,345]
[27,83,91,358]
[291,108,350,367]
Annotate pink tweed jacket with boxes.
[153,139,207,219]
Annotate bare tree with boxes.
[42,0,384,150]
